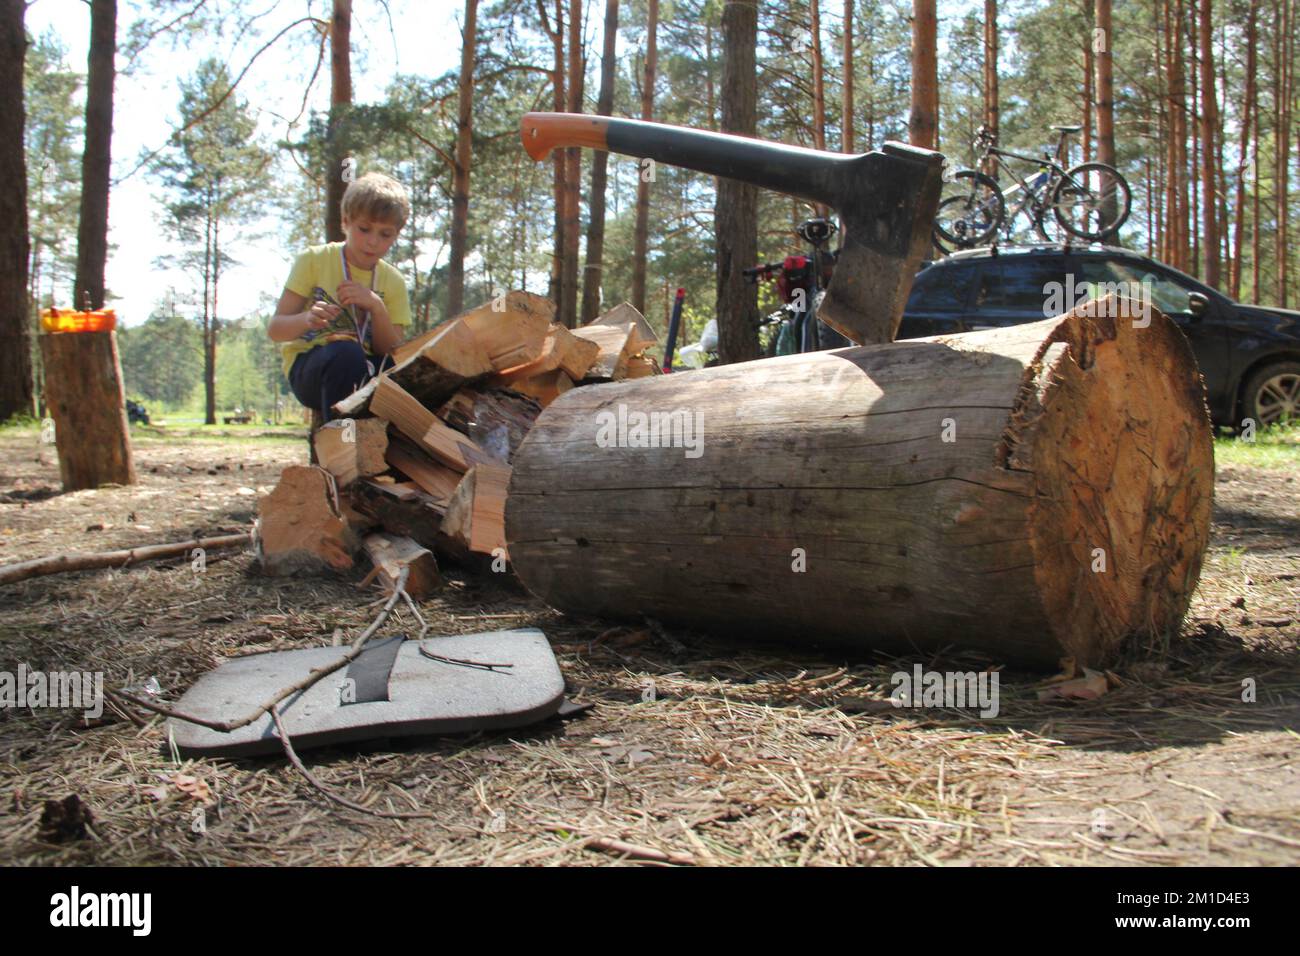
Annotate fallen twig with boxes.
[0,533,252,586]
[581,835,696,866]
[108,568,411,733]
[270,709,443,821]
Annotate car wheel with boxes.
[1241,361,1300,429]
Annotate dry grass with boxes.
[0,425,1296,866]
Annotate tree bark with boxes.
[73,0,115,312]
[714,0,760,364]
[631,0,658,315]
[909,0,938,150]
[581,0,620,326]
[982,0,997,175]
[560,0,584,327]
[40,331,136,490]
[448,0,478,318]
[1165,0,1188,272]
[842,0,854,153]
[1198,0,1219,287]
[0,0,32,421]
[542,0,565,308]
[507,301,1213,669]
[1232,1,1253,299]
[326,0,352,244]
[1095,0,1117,229]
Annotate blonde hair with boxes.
[341,172,410,229]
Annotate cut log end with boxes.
[1009,296,1214,666]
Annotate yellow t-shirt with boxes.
[280,242,412,377]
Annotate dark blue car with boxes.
[901,244,1300,429]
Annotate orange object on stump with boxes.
[39,316,136,491]
[41,307,118,334]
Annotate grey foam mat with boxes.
[167,628,565,757]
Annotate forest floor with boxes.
[0,420,1296,866]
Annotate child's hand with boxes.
[337,281,383,315]
[306,301,340,330]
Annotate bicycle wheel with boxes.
[1050,162,1132,241]
[934,170,1005,249]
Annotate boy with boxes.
[269,172,412,420]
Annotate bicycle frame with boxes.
[975,130,1075,237]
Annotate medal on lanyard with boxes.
[340,246,377,376]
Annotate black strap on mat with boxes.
[341,635,404,705]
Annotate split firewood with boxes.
[387,319,493,409]
[502,368,574,408]
[383,438,461,503]
[584,302,658,350]
[622,354,661,379]
[492,324,601,385]
[313,418,389,488]
[257,466,360,576]
[370,376,493,472]
[571,321,640,380]
[349,479,446,549]
[436,387,543,462]
[362,532,441,599]
[441,463,511,558]
[456,291,554,371]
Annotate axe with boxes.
[520,112,944,345]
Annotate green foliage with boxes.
[24,30,83,310]
[118,303,204,405]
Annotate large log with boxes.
[39,331,135,490]
[506,298,1214,668]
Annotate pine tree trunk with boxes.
[1095,0,1117,227]
[1198,0,1219,286]
[1275,0,1292,306]
[982,0,997,175]
[545,0,565,308]
[1231,4,1255,299]
[0,0,32,421]
[842,0,855,153]
[581,0,620,326]
[631,0,658,315]
[715,0,760,364]
[810,0,827,216]
[73,0,115,311]
[560,0,584,327]
[447,0,478,318]
[326,0,352,244]
[910,0,938,149]
[1188,12,1199,277]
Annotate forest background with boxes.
[4,0,1279,424]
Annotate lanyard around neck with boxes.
[339,246,376,348]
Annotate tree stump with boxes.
[39,331,135,491]
[506,298,1214,668]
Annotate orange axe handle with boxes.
[521,113,611,161]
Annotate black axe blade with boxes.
[521,112,945,345]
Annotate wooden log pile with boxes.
[255,293,660,596]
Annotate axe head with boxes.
[818,142,944,345]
